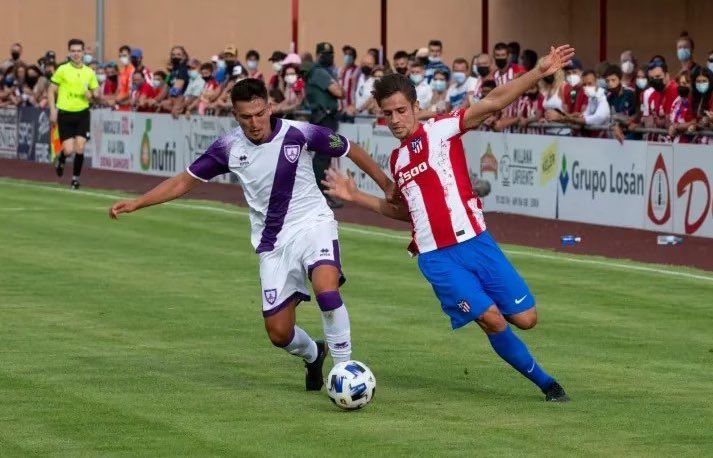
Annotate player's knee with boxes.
[316,290,343,312]
[266,325,294,348]
[477,306,508,334]
[514,313,538,330]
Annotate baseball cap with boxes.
[130,48,143,58]
[223,44,238,56]
[281,53,301,66]
[45,50,56,61]
[315,42,334,55]
[269,51,287,62]
[564,58,582,71]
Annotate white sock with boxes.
[321,305,352,364]
[283,326,318,363]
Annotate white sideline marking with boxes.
[2,178,713,283]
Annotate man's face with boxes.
[453,62,468,74]
[171,48,185,62]
[361,54,375,70]
[410,65,424,77]
[493,48,508,61]
[379,92,418,140]
[106,67,117,78]
[428,45,441,60]
[394,57,408,74]
[582,73,597,89]
[475,54,490,68]
[234,98,272,143]
[132,73,144,87]
[565,69,581,79]
[119,49,130,60]
[68,45,84,64]
[11,45,21,58]
[649,67,667,84]
[224,52,236,63]
[606,73,620,90]
[200,68,212,79]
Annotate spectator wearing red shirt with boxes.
[338,45,359,116]
[519,49,538,72]
[492,42,524,86]
[245,50,263,81]
[681,67,713,143]
[562,58,586,114]
[273,63,305,117]
[130,70,155,112]
[198,65,221,116]
[667,73,695,143]
[100,62,119,108]
[494,83,543,133]
[130,48,152,83]
[267,51,286,91]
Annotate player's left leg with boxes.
[505,307,538,330]
[71,136,87,189]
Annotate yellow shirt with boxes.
[51,62,99,112]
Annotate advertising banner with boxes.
[0,107,17,158]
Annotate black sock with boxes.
[73,154,84,177]
[58,152,67,164]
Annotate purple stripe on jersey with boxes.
[255,125,307,253]
[263,292,310,318]
[316,290,343,312]
[187,130,238,181]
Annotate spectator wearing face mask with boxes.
[160,45,190,115]
[100,62,119,108]
[562,58,587,114]
[556,70,611,133]
[446,58,472,110]
[215,44,242,85]
[130,70,150,112]
[245,50,263,81]
[604,65,637,142]
[494,81,543,133]
[667,73,695,143]
[267,51,287,91]
[24,65,47,108]
[176,58,205,117]
[10,63,29,106]
[1,43,23,74]
[196,63,220,116]
[130,48,152,83]
[338,45,359,117]
[689,67,713,143]
[273,62,305,118]
[418,69,449,120]
[409,61,432,110]
[492,42,523,86]
[424,39,449,83]
[393,50,409,76]
[520,49,538,72]
[676,31,700,78]
[468,53,493,104]
[354,53,377,115]
[116,45,134,110]
[541,62,572,135]
[620,50,637,89]
[140,70,167,113]
[642,59,678,139]
[507,42,521,66]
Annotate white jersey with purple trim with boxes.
[187,118,350,253]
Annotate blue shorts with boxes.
[417,231,535,329]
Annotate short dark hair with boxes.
[393,50,409,61]
[200,62,213,72]
[343,45,357,57]
[493,42,508,52]
[231,78,268,104]
[67,39,84,50]
[434,69,449,79]
[481,79,497,90]
[154,70,167,80]
[507,41,521,55]
[452,58,468,68]
[428,40,442,48]
[119,45,131,54]
[582,69,597,79]
[410,61,424,70]
[648,59,668,73]
[132,70,144,78]
[678,31,695,50]
[246,49,260,60]
[603,65,622,79]
[521,49,538,69]
[372,73,417,105]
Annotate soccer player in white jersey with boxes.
[324,45,575,402]
[109,79,392,391]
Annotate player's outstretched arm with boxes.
[346,141,394,196]
[462,44,575,130]
[109,171,201,219]
[322,168,410,222]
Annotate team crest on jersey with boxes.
[264,289,277,305]
[410,138,423,153]
[457,300,471,313]
[283,145,301,163]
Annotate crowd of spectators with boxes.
[2,31,712,143]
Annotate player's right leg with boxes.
[55,111,76,178]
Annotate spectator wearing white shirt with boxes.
[446,58,472,110]
[468,53,493,104]
[557,70,611,129]
[354,53,376,115]
[409,61,432,110]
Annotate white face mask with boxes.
[410,73,424,85]
[247,60,258,70]
[188,69,199,80]
[284,74,298,85]
[584,85,597,98]
[621,61,634,74]
[566,74,581,87]
[272,62,282,72]
[97,73,106,83]
[152,79,162,88]
[708,61,713,73]
[636,78,648,90]
[119,56,130,66]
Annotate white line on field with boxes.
[2,178,712,283]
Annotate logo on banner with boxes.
[559,154,569,193]
[647,153,671,225]
[540,141,557,186]
[410,138,423,153]
[264,289,277,305]
[677,168,711,235]
[480,143,497,178]
[283,144,300,163]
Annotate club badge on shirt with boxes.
[283,144,300,163]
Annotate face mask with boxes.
[217,59,226,69]
[708,61,713,72]
[344,55,354,66]
[202,75,211,82]
[495,58,508,69]
[272,62,282,72]
[318,54,334,67]
[678,86,690,98]
[108,74,118,82]
[584,85,597,98]
[677,48,691,62]
[476,66,490,77]
[152,79,162,88]
[26,75,38,88]
[11,51,20,60]
[188,69,199,80]
[526,91,538,100]
[636,78,648,90]
[650,78,665,92]
[410,73,423,85]
[696,82,709,93]
[285,74,298,85]
[247,60,258,70]
[429,56,441,63]
[97,73,106,83]
[621,61,634,74]
[453,72,466,85]
[396,67,408,75]
[361,66,373,77]
[566,73,581,86]
[170,57,182,67]
[83,54,93,65]
[542,74,555,84]
[597,78,607,89]
[431,79,446,92]
[119,56,130,66]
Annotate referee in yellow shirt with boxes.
[48,39,99,189]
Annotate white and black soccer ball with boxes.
[326,360,376,410]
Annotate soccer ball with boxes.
[326,360,376,410]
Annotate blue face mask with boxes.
[431,79,446,92]
[453,72,466,85]
[344,55,354,66]
[83,54,93,65]
[410,74,423,85]
[597,78,607,89]
[4,75,13,85]
[677,48,691,62]
[696,82,710,94]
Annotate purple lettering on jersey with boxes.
[256,126,307,253]
[187,130,238,181]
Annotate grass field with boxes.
[1,177,713,456]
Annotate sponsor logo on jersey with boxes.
[410,138,423,153]
[397,161,428,187]
[329,134,344,150]
[457,300,471,313]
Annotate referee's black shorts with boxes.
[57,109,91,142]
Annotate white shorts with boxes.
[259,220,345,317]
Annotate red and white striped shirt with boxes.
[338,65,360,110]
[390,109,486,254]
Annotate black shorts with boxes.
[57,109,90,142]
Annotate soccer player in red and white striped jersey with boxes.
[324,45,575,402]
